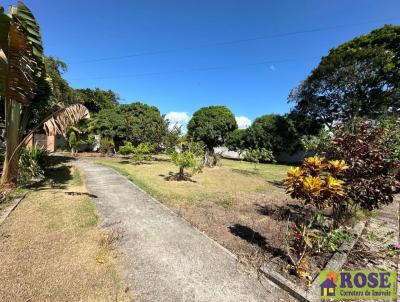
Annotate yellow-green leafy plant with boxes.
[284,156,347,211]
[130,143,154,164]
[170,142,203,180]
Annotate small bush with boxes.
[119,141,134,155]
[326,120,400,211]
[284,156,348,214]
[170,148,203,180]
[18,143,49,183]
[379,117,400,171]
[68,131,78,155]
[301,129,332,156]
[243,148,275,169]
[100,137,115,155]
[286,210,349,278]
[131,143,154,164]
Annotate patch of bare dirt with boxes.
[168,189,333,288]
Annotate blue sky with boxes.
[9,0,400,128]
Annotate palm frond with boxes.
[43,104,90,136]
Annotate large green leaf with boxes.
[7,22,37,105]
[0,7,10,96]
[0,2,44,105]
[13,2,43,67]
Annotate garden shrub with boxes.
[68,131,78,155]
[284,156,347,213]
[326,120,400,211]
[283,120,400,278]
[119,141,134,155]
[301,129,332,156]
[170,145,203,180]
[100,137,115,155]
[130,143,154,164]
[243,148,275,169]
[288,210,349,278]
[18,143,49,183]
[379,117,400,174]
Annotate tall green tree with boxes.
[75,88,118,113]
[289,25,400,129]
[25,56,76,130]
[44,56,78,105]
[187,106,237,153]
[90,102,167,148]
[225,129,247,155]
[245,114,300,156]
[119,102,166,146]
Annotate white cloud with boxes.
[235,116,251,129]
[165,112,191,131]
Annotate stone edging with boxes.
[260,220,366,302]
[0,192,28,225]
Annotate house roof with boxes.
[320,278,336,288]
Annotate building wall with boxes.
[25,133,57,152]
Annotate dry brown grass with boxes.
[0,167,130,302]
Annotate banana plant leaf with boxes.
[43,104,91,136]
[12,2,43,66]
[7,22,37,105]
[0,8,10,96]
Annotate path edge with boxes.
[0,192,28,225]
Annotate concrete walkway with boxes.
[75,160,294,302]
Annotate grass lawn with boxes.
[94,156,290,208]
[92,156,301,273]
[0,165,130,302]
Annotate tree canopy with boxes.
[75,88,118,113]
[245,114,300,155]
[90,102,166,147]
[225,129,247,154]
[289,25,400,129]
[119,103,166,146]
[187,106,237,151]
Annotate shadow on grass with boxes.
[256,203,314,224]
[28,155,76,190]
[266,180,285,189]
[152,156,171,162]
[159,171,197,183]
[117,160,131,165]
[101,159,151,165]
[64,191,98,198]
[231,168,259,176]
[47,155,76,166]
[228,224,285,257]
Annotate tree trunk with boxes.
[179,167,184,180]
[1,98,21,186]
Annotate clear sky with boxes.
[7,0,400,128]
